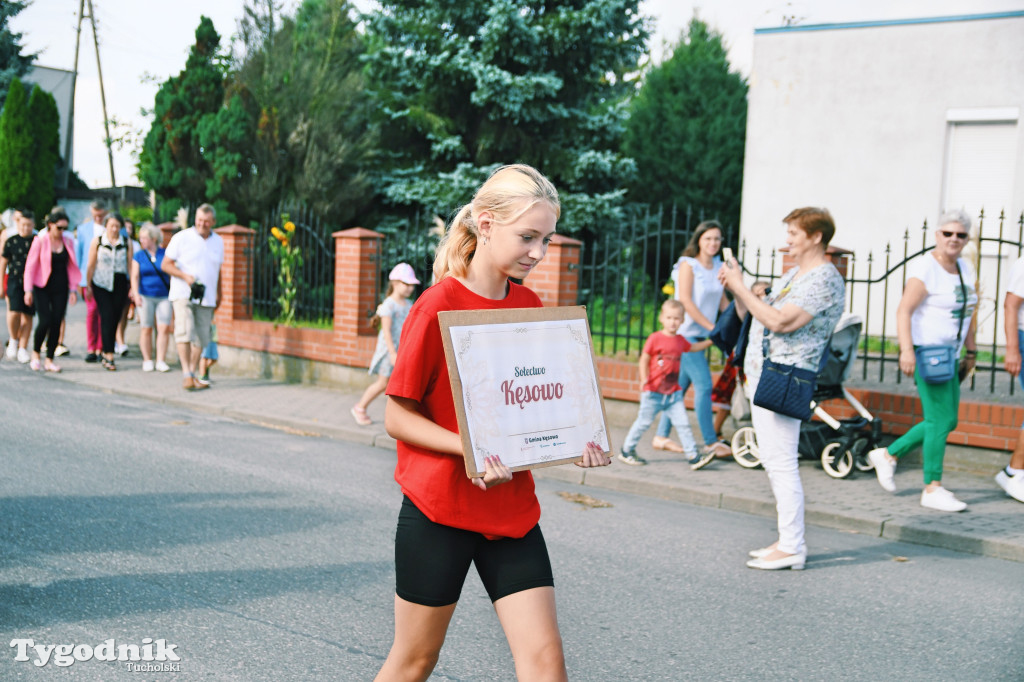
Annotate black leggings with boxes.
[92,275,129,355]
[394,496,554,607]
[33,286,69,359]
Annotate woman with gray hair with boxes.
[130,222,172,372]
[868,209,978,511]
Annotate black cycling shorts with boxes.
[6,278,34,315]
[394,496,554,607]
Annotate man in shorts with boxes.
[161,204,223,391]
[1,209,36,363]
[999,254,1024,503]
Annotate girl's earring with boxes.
[481,236,489,246]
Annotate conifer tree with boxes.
[27,85,59,218]
[623,17,747,230]
[0,77,33,210]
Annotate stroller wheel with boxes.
[731,427,761,468]
[821,442,854,479]
[854,441,875,472]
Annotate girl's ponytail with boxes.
[433,204,479,282]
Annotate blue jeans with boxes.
[655,343,716,445]
[622,390,697,455]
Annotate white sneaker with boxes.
[920,486,967,512]
[5,340,16,360]
[16,347,30,364]
[142,360,155,372]
[115,342,129,356]
[995,468,1024,503]
[867,447,896,492]
[155,361,171,373]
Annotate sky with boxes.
[11,0,1024,189]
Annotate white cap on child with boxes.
[389,263,420,285]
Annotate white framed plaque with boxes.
[438,306,611,478]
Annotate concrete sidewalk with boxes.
[6,303,1024,563]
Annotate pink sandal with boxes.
[350,406,372,426]
[44,363,62,373]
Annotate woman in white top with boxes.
[86,213,133,371]
[652,220,730,457]
[868,209,978,512]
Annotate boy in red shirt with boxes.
[620,299,715,469]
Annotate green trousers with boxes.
[888,370,959,485]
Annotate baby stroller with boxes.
[729,313,882,479]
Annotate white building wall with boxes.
[739,13,1024,344]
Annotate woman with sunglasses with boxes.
[23,207,80,372]
[868,209,978,511]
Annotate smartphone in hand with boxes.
[722,247,734,264]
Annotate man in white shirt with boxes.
[76,200,109,362]
[999,255,1024,503]
[162,203,224,391]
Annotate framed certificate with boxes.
[439,306,611,478]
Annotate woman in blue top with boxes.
[652,220,730,458]
[130,223,172,372]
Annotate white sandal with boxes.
[350,406,372,426]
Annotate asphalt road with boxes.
[1,369,1021,681]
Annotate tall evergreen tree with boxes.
[0,1,35,109]
[623,17,747,231]
[0,77,32,210]
[362,0,649,232]
[27,85,59,218]
[138,17,226,206]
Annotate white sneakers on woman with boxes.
[869,447,967,511]
[867,447,896,492]
[920,486,967,512]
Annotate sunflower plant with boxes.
[269,214,303,325]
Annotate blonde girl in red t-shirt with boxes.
[375,165,610,682]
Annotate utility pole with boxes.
[60,0,85,189]
[86,0,116,189]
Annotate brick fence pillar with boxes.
[214,224,255,323]
[528,234,582,307]
[333,228,383,361]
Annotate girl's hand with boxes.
[899,348,916,377]
[388,350,398,365]
[24,291,33,308]
[69,290,77,306]
[575,441,611,468]
[472,456,513,490]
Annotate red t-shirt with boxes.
[643,332,692,394]
[386,276,543,539]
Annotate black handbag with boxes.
[753,335,817,421]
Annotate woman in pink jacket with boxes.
[23,207,80,372]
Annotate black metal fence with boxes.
[373,208,447,311]
[577,203,736,357]
[573,207,1024,396]
[251,202,337,325]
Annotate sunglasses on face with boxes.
[941,230,968,240]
